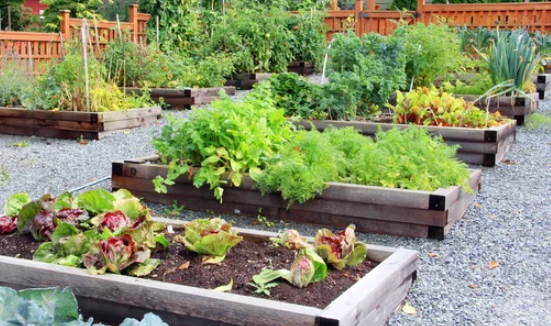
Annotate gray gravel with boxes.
[0,90,550,326]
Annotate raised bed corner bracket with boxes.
[429,195,446,211]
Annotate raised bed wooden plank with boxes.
[317,249,418,326]
[0,107,161,140]
[454,93,538,125]
[295,120,516,167]
[112,157,481,239]
[125,88,235,110]
[0,220,419,326]
[287,61,314,76]
[0,107,95,122]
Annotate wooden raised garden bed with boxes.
[126,87,236,110]
[536,74,551,100]
[453,93,538,126]
[224,73,272,90]
[295,120,516,167]
[112,155,482,239]
[287,61,314,76]
[0,107,162,140]
[0,217,419,326]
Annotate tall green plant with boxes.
[478,28,539,96]
[391,21,463,87]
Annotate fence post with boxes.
[129,4,139,43]
[366,0,376,11]
[355,0,364,36]
[417,0,425,24]
[59,10,70,38]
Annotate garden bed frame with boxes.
[224,73,272,90]
[536,74,551,100]
[454,93,538,126]
[0,217,419,326]
[287,61,314,76]
[126,87,236,110]
[295,120,516,166]
[112,155,482,239]
[0,107,162,140]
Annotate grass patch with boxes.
[525,113,551,130]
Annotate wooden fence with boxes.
[0,4,149,75]
[325,0,551,38]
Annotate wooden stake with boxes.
[81,19,90,112]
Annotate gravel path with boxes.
[0,89,550,326]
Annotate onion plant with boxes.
[478,28,540,98]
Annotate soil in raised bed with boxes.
[0,232,378,309]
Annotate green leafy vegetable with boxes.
[34,224,98,267]
[252,249,327,288]
[315,225,368,270]
[175,218,243,263]
[3,192,31,217]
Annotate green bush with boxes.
[391,21,463,87]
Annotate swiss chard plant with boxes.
[175,218,243,264]
[390,86,511,128]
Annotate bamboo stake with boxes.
[59,32,66,58]
[156,15,160,46]
[27,42,33,75]
[81,19,90,112]
[116,15,126,95]
[93,19,101,57]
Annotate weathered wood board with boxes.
[112,156,482,239]
[453,93,538,125]
[295,120,516,167]
[0,107,162,140]
[126,87,236,110]
[287,61,314,76]
[0,218,419,326]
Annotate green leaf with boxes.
[77,189,115,216]
[113,198,147,220]
[18,287,80,324]
[126,258,161,277]
[53,192,74,211]
[252,269,291,286]
[16,201,41,232]
[119,313,169,326]
[4,192,31,217]
[345,242,368,266]
[212,279,233,293]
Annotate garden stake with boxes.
[410,44,422,91]
[68,176,112,194]
[59,32,65,58]
[156,15,160,46]
[81,19,91,112]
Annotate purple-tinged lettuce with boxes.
[30,211,56,241]
[94,211,132,232]
[270,229,312,250]
[33,223,98,267]
[315,225,368,270]
[175,218,243,264]
[0,216,17,234]
[56,208,90,225]
[82,234,159,276]
[252,249,327,289]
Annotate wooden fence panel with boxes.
[323,0,551,39]
[0,4,150,75]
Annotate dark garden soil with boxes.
[0,232,378,309]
